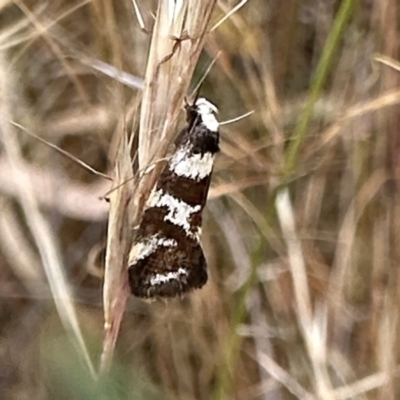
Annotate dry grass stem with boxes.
[211,0,248,32]
[257,352,315,400]
[138,0,217,169]
[0,198,43,287]
[100,131,134,374]
[0,52,95,377]
[99,0,218,374]
[276,189,334,399]
[0,158,109,220]
[11,121,113,181]
[374,54,400,73]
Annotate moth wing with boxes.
[128,238,207,299]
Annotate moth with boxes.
[128,97,220,298]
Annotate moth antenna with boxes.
[190,52,220,100]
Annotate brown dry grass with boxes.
[1,0,400,399]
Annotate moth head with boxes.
[184,97,219,132]
[194,98,218,116]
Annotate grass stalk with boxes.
[284,0,358,178]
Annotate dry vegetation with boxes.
[1,0,400,399]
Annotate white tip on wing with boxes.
[195,98,219,132]
[196,98,218,114]
[150,268,188,285]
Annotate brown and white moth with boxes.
[128,98,220,299]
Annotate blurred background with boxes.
[1,0,400,399]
